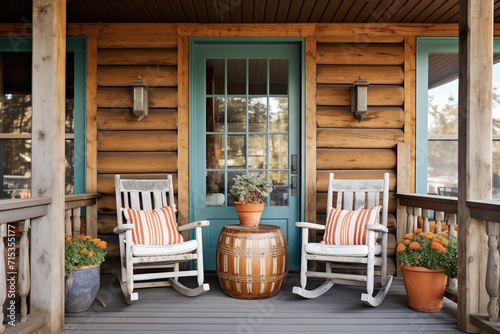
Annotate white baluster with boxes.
[19,219,30,322]
[422,209,430,232]
[435,211,444,233]
[414,207,422,231]
[65,209,72,236]
[406,206,414,233]
[0,224,7,333]
[486,221,499,322]
[448,213,457,238]
[73,207,81,237]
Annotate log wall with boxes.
[92,25,179,254]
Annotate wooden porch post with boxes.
[458,0,492,332]
[31,0,66,332]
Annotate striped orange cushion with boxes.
[123,206,184,245]
[322,206,381,245]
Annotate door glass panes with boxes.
[206,97,225,132]
[205,58,290,206]
[248,134,266,169]
[270,59,288,94]
[227,59,246,95]
[248,97,267,132]
[227,135,245,168]
[206,59,224,95]
[249,59,267,95]
[269,97,288,132]
[270,134,288,169]
[227,97,246,132]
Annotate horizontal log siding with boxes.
[95,26,179,256]
[315,36,405,275]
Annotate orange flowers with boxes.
[65,234,107,275]
[396,227,458,278]
[409,241,422,250]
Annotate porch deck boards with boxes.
[61,274,462,333]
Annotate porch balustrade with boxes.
[397,193,500,333]
[467,200,500,333]
[0,193,98,333]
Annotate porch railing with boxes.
[396,193,459,300]
[467,199,500,333]
[64,193,100,237]
[0,198,51,333]
[0,193,99,333]
[397,193,500,333]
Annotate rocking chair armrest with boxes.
[113,224,134,234]
[295,222,325,230]
[178,220,210,232]
[366,224,388,233]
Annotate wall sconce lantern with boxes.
[131,76,148,121]
[350,76,369,122]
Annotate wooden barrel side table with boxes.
[216,224,288,299]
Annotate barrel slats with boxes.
[216,225,288,299]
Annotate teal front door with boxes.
[189,39,302,271]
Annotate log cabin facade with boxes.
[0,0,499,333]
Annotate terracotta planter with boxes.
[399,264,447,312]
[234,202,264,226]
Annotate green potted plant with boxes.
[229,174,273,226]
[65,234,107,312]
[396,226,458,312]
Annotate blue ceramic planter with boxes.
[65,266,100,313]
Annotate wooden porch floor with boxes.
[61,273,462,333]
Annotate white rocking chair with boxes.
[292,173,393,307]
[114,175,210,303]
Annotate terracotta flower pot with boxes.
[234,202,264,226]
[399,264,447,312]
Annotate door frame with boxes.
[187,37,306,271]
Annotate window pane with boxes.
[206,59,224,95]
[270,134,288,169]
[227,59,246,95]
[227,97,246,132]
[248,134,266,169]
[427,141,458,194]
[270,171,288,206]
[269,97,288,132]
[206,134,224,168]
[249,59,267,95]
[227,135,245,168]
[428,53,459,136]
[270,59,288,95]
[206,171,225,206]
[206,97,225,132]
[248,97,267,132]
[1,139,31,198]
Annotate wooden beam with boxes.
[403,36,416,193]
[305,28,317,223]
[86,35,98,237]
[176,32,189,227]
[458,0,493,331]
[30,0,66,332]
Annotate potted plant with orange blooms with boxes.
[65,234,107,313]
[396,225,457,312]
